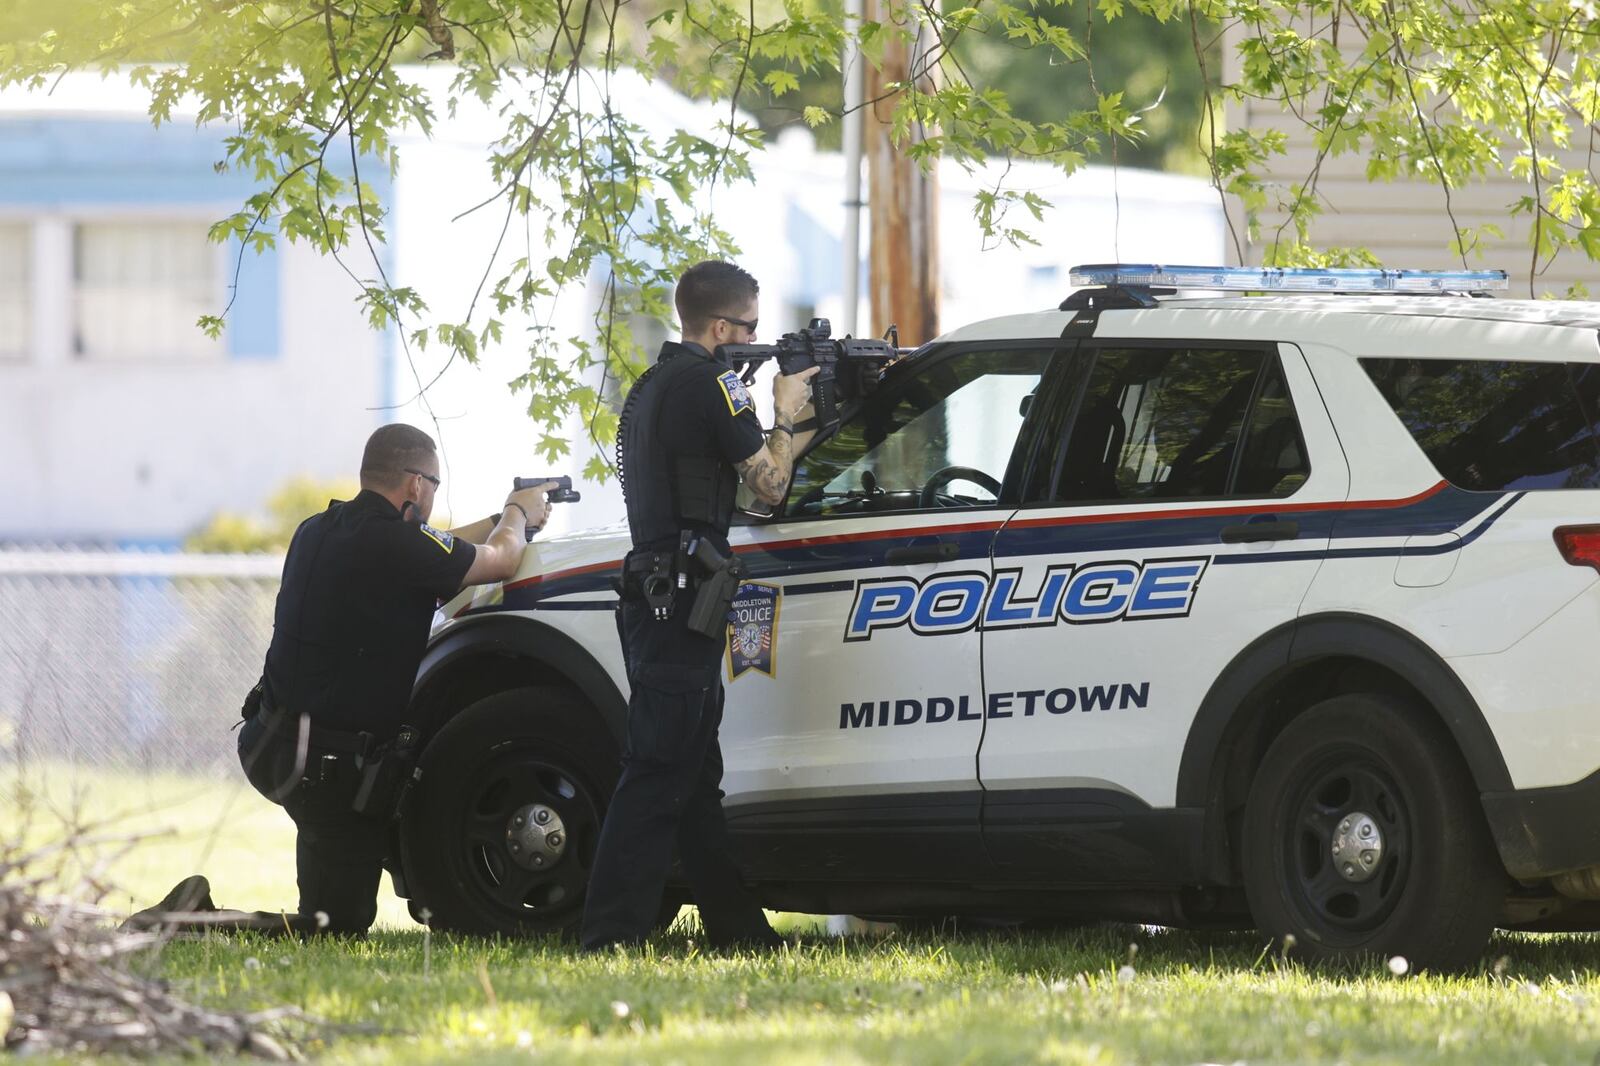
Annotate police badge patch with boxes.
[727,581,780,679]
[419,523,455,551]
[716,369,755,416]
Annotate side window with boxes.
[1363,358,1600,491]
[784,348,1053,517]
[1056,347,1266,502]
[1234,358,1310,497]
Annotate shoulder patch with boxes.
[716,369,755,417]
[418,523,455,552]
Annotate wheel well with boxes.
[1209,656,1437,877]
[409,616,627,747]
[410,652,586,735]
[1181,612,1511,885]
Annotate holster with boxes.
[351,725,422,819]
[685,536,745,640]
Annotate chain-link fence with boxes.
[0,547,282,778]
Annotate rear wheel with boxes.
[400,686,616,937]
[1241,692,1505,972]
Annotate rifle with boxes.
[716,318,907,432]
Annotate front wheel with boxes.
[1241,692,1505,972]
[400,686,617,937]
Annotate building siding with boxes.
[1222,24,1599,298]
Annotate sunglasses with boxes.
[717,314,759,332]
[405,468,442,488]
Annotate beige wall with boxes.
[1221,21,1599,298]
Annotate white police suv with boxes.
[396,264,1600,970]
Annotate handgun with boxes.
[513,475,582,503]
[511,476,581,541]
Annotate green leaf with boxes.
[763,69,800,97]
[803,105,834,128]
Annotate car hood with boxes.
[436,520,632,626]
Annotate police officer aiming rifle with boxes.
[718,316,902,434]
[579,260,818,951]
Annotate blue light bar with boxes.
[1068,263,1509,294]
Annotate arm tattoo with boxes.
[737,416,797,505]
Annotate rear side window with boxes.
[1235,358,1311,497]
[1055,346,1309,502]
[1361,359,1600,491]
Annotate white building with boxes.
[0,78,392,546]
[0,70,1225,545]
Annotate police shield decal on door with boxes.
[976,341,1350,869]
[727,581,781,678]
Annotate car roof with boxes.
[934,292,1600,362]
[1158,293,1600,327]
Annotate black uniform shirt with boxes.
[625,341,766,549]
[262,490,476,737]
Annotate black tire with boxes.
[399,685,617,938]
[1241,692,1505,972]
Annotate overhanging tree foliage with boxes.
[3,0,1598,473]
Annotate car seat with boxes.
[1058,399,1127,501]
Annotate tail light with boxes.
[1554,525,1600,573]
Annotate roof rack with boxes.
[1065,263,1509,297]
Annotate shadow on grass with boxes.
[273,917,1600,982]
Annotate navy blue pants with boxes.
[578,594,776,949]
[238,714,389,936]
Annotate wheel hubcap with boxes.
[1284,758,1411,935]
[1330,812,1385,882]
[506,803,568,870]
[455,753,601,921]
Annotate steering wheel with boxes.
[919,465,1002,508]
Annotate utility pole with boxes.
[841,0,864,338]
[862,0,939,345]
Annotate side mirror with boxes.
[1019,393,1035,418]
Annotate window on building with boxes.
[74,221,222,360]
[0,223,29,360]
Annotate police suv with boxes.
[396,264,1600,969]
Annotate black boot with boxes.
[121,875,216,930]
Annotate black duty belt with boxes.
[617,532,745,639]
[619,547,684,619]
[257,700,379,757]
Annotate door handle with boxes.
[885,541,960,565]
[1219,520,1300,544]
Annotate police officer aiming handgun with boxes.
[579,260,818,950]
[127,425,563,936]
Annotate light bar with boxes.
[1067,263,1509,294]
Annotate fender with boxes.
[410,613,627,743]
[1174,620,1299,810]
[1177,612,1512,878]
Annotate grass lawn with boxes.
[9,764,1600,1064]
